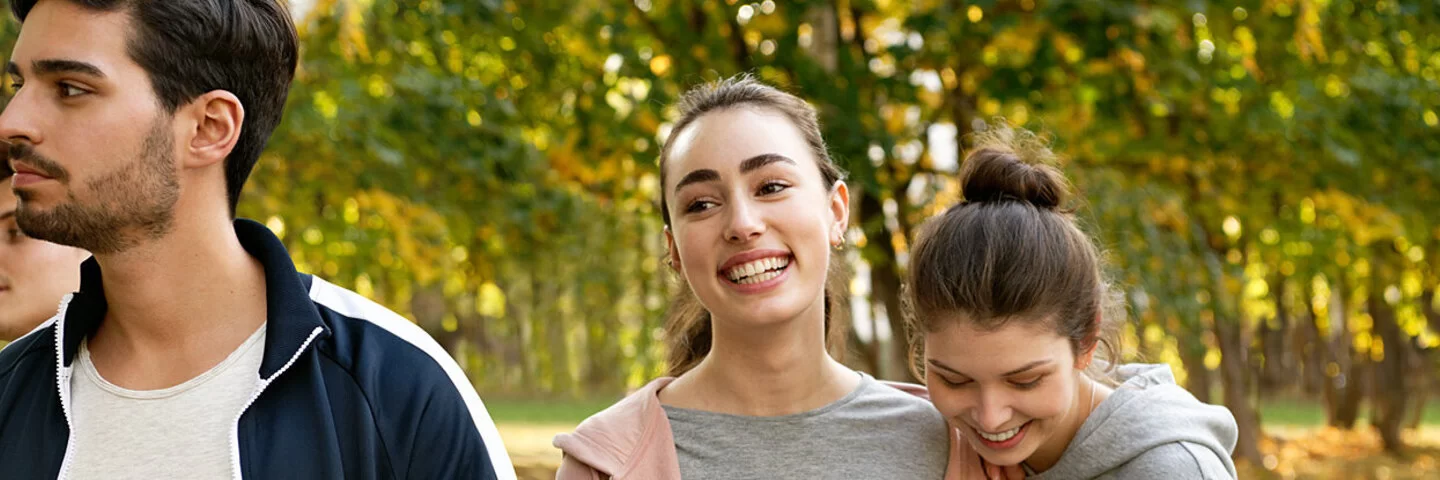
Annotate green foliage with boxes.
[0,2,1435,411]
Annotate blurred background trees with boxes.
[2,0,1437,467]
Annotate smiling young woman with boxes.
[907,123,1240,480]
[553,75,963,479]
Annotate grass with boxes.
[485,397,617,425]
[1260,396,1440,428]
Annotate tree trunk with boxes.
[1297,283,1327,396]
[872,246,910,381]
[1367,260,1409,452]
[1177,338,1214,403]
[856,190,912,381]
[1259,274,1293,391]
[1215,313,1265,464]
[1324,274,1364,429]
[1188,212,1262,465]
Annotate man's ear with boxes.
[182,90,245,169]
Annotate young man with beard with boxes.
[0,1,514,478]
[0,160,90,342]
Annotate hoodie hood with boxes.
[1031,363,1238,479]
[553,378,680,479]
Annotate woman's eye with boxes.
[939,376,972,388]
[758,182,789,195]
[685,200,717,213]
[1012,376,1044,390]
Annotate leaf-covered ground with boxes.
[500,423,1440,480]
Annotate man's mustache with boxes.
[6,141,69,182]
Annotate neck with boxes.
[87,209,268,389]
[1025,374,1112,473]
[661,297,857,416]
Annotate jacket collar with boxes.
[59,218,330,378]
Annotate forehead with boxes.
[11,0,136,76]
[664,107,819,184]
[925,319,1072,373]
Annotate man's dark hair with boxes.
[11,0,298,215]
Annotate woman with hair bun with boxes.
[906,124,1239,479]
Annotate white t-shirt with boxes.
[69,324,266,479]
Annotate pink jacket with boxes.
[552,377,978,480]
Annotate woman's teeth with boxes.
[725,256,789,284]
[979,424,1022,442]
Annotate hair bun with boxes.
[957,124,1069,210]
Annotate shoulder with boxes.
[0,320,56,380]
[302,276,515,474]
[554,378,676,475]
[838,377,948,441]
[305,276,457,384]
[302,276,473,423]
[862,378,946,420]
[1115,442,1233,480]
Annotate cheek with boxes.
[13,243,81,275]
[925,381,974,420]
[1019,381,1074,420]
[674,226,718,281]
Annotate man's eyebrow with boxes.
[31,59,107,78]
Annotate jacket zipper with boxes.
[51,294,77,480]
[228,326,324,480]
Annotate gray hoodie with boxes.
[1027,364,1238,480]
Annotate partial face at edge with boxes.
[0,176,88,340]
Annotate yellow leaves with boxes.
[1261,228,1280,245]
[355,274,374,298]
[1223,216,1243,240]
[1294,0,1328,63]
[797,23,814,49]
[313,91,339,121]
[343,197,360,225]
[303,227,325,245]
[648,54,672,76]
[981,98,1001,116]
[1323,75,1349,98]
[1270,91,1296,120]
[266,216,287,240]
[478,282,506,318]
[1425,110,1438,127]
[338,1,372,63]
[366,74,391,98]
[967,5,983,23]
[467,109,483,127]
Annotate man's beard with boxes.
[12,119,180,255]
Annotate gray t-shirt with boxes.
[663,372,949,479]
[69,324,267,479]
